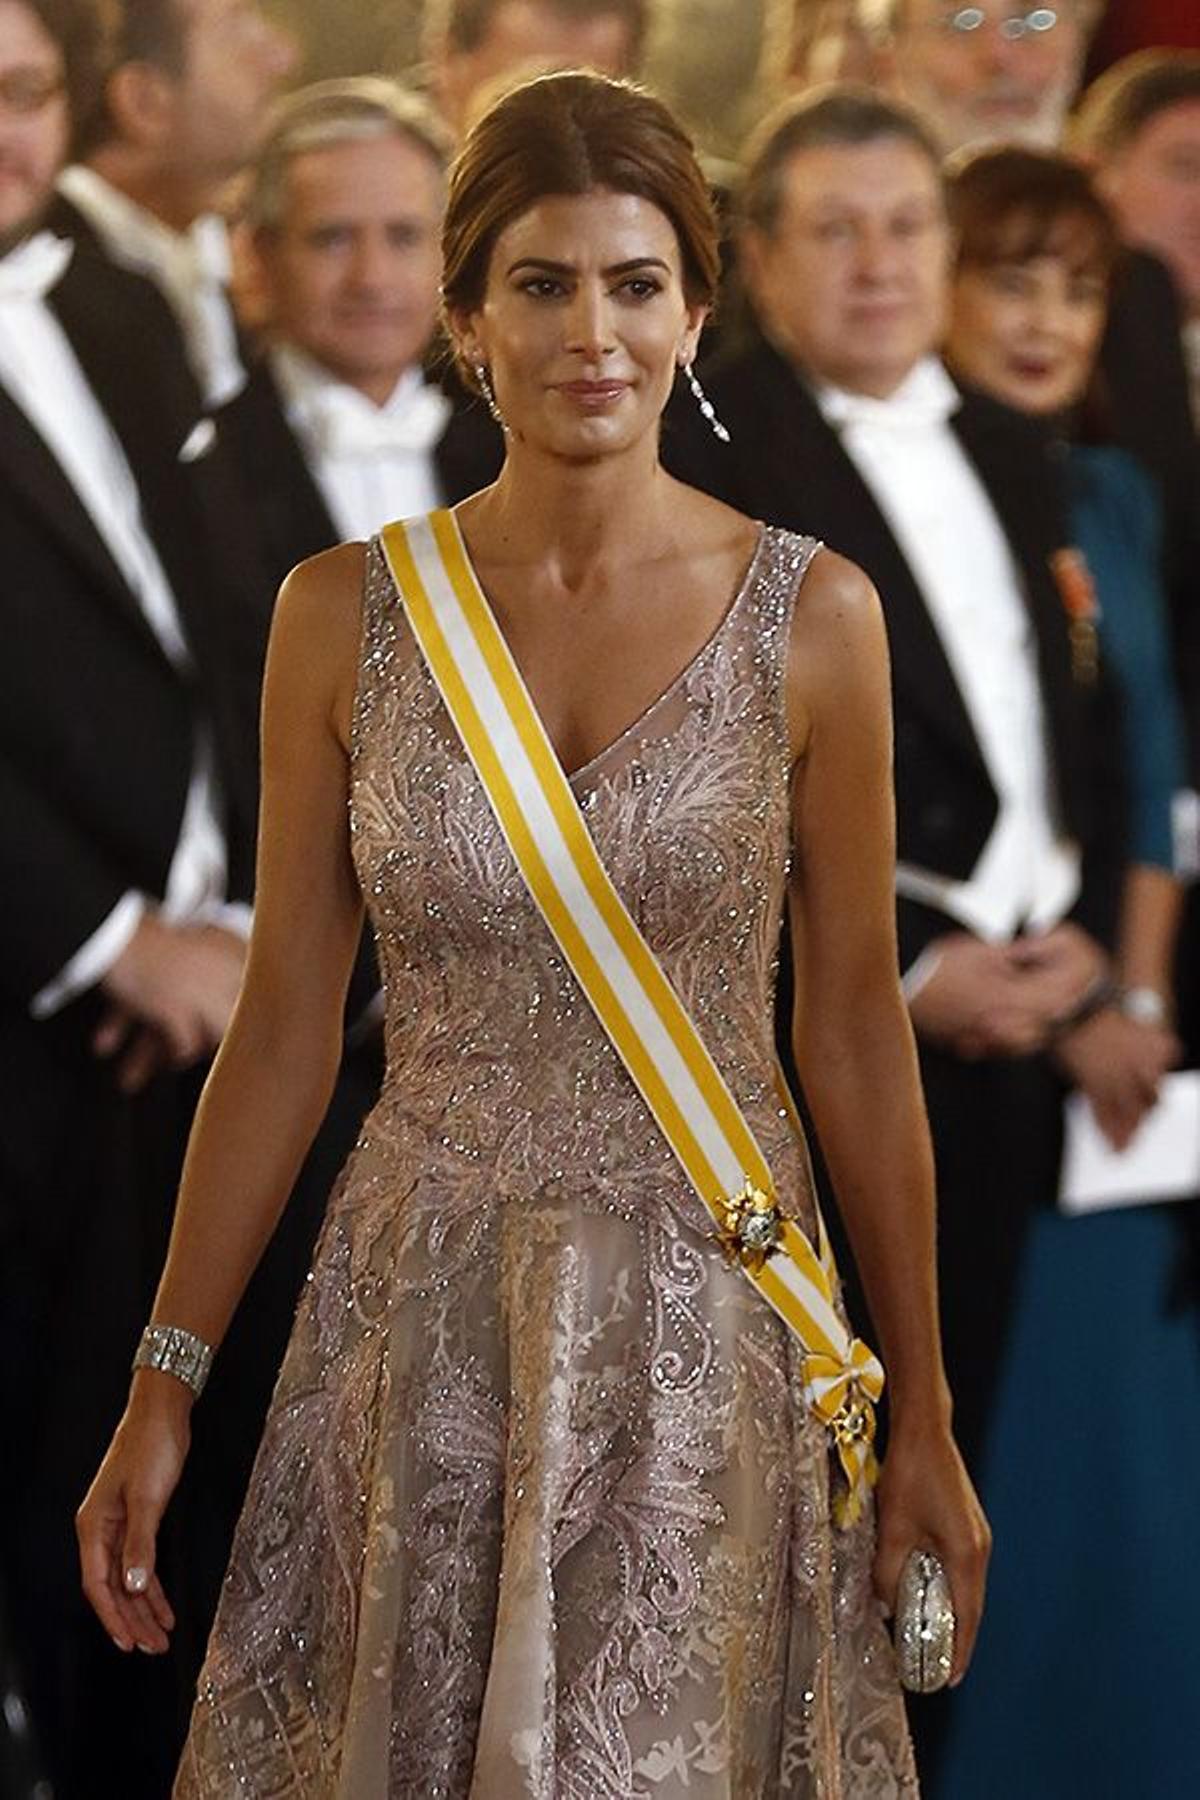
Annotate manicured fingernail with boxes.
[136,1642,157,1655]
[124,1566,148,1593]
[111,1635,132,1652]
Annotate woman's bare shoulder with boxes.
[796,545,880,621]
[268,541,371,671]
[274,541,368,637]
[265,543,371,739]
[791,546,886,663]
[782,548,890,759]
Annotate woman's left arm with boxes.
[785,549,989,1681]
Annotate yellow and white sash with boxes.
[381,509,884,1525]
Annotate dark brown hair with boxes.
[24,0,117,154]
[73,0,187,156]
[442,70,721,331]
[739,83,944,237]
[948,145,1119,284]
[1072,48,1200,161]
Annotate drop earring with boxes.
[475,364,506,431]
[683,360,731,443]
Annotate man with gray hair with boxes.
[859,0,1102,152]
[217,77,501,592]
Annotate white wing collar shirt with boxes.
[815,354,1080,947]
[0,231,248,1020]
[57,163,246,407]
[271,343,451,541]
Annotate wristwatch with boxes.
[1118,986,1171,1028]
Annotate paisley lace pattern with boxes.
[175,526,917,1797]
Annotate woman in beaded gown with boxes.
[78,74,987,1798]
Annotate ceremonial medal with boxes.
[1050,546,1100,685]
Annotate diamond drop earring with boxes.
[683,360,731,443]
[475,364,506,431]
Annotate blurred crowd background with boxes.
[2,0,1199,1796]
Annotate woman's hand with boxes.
[872,1414,991,1688]
[76,1374,191,1655]
[1053,1007,1180,1150]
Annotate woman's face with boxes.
[946,240,1108,416]
[453,186,706,459]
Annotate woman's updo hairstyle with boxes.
[442,71,721,385]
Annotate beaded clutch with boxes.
[894,1549,955,1693]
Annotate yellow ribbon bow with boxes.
[801,1340,886,1526]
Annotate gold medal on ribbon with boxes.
[1050,547,1100,686]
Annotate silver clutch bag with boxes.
[894,1549,955,1694]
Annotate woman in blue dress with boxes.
[939,146,1200,1797]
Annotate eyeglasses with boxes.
[0,69,66,117]
[938,7,1060,38]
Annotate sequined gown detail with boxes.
[176,526,917,1798]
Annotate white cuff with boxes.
[1172,788,1200,882]
[901,944,945,1006]
[194,899,253,940]
[30,891,147,1019]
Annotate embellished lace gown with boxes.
[176,523,917,1798]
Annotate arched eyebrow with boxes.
[504,256,673,278]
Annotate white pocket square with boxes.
[179,418,217,462]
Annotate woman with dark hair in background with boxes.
[78,72,986,1795]
[937,145,1200,1798]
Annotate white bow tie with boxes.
[154,217,229,299]
[304,381,452,461]
[820,365,960,435]
[0,232,73,304]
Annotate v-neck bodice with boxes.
[349,523,820,1120]
[442,511,769,792]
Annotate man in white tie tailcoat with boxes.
[216,78,503,595]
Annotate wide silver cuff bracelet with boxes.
[895,1549,955,1694]
[132,1323,214,1398]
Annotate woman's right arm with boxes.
[77,543,369,1656]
